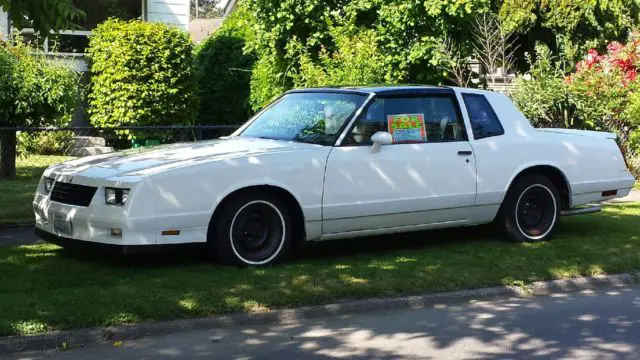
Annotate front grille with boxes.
[50,182,98,207]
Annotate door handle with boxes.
[458,150,472,156]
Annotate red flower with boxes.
[611,58,634,72]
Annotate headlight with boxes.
[105,188,130,206]
[43,177,55,194]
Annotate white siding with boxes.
[0,10,9,40]
[147,0,190,30]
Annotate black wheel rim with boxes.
[231,201,284,263]
[516,185,556,239]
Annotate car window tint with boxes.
[462,94,505,139]
[345,96,466,145]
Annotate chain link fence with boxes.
[2,125,240,179]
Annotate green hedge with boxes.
[0,40,79,178]
[194,6,256,125]
[87,19,198,134]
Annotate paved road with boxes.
[11,286,640,360]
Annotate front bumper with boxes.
[35,227,135,254]
[34,228,205,255]
[33,190,158,246]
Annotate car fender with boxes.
[502,161,572,199]
[211,178,308,219]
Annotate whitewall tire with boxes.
[208,193,293,266]
[498,175,560,243]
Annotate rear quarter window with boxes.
[462,94,505,140]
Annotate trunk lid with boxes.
[537,128,617,139]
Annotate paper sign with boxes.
[387,113,427,143]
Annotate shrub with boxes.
[8,41,79,127]
[0,39,79,178]
[17,131,74,156]
[510,44,577,128]
[194,6,256,124]
[87,19,198,136]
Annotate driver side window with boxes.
[343,95,466,146]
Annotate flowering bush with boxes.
[565,33,640,137]
[561,32,640,170]
[513,32,640,174]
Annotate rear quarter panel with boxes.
[456,89,628,209]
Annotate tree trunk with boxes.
[0,129,17,179]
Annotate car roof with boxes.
[286,84,456,96]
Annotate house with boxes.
[188,18,223,43]
[223,0,239,17]
[0,0,190,67]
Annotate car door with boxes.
[322,94,477,235]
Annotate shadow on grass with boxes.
[0,203,639,339]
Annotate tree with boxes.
[291,27,402,88]
[439,36,474,87]
[498,0,640,66]
[0,0,84,36]
[244,0,491,109]
[472,13,518,88]
[191,0,222,19]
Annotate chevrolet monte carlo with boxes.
[34,86,636,266]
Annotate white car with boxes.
[34,86,636,266]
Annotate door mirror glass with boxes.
[370,131,393,152]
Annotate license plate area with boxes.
[53,212,72,236]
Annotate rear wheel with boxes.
[208,193,292,266]
[497,175,560,243]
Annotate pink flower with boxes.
[585,49,603,67]
[607,41,623,54]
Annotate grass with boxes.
[0,155,72,225]
[1,202,639,336]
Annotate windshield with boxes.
[239,92,367,145]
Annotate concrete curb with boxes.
[1,272,638,355]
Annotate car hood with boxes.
[47,137,321,180]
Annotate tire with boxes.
[208,192,292,267]
[497,175,560,243]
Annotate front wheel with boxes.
[497,175,560,243]
[208,193,292,266]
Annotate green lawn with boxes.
[0,155,72,225]
[0,203,639,336]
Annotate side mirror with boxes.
[370,131,393,153]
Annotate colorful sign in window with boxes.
[387,113,427,143]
